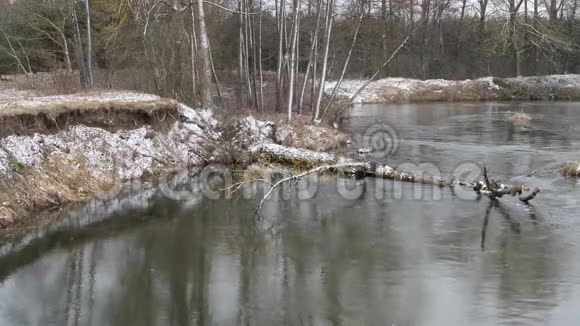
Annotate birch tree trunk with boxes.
[70,0,87,87]
[313,0,335,121]
[318,9,363,123]
[62,32,72,73]
[298,0,322,114]
[239,0,246,108]
[258,8,264,110]
[190,3,198,98]
[276,0,286,112]
[286,0,300,121]
[196,0,214,109]
[84,0,94,88]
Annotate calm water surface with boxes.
[1,102,580,326]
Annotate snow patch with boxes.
[253,143,339,164]
[240,116,275,143]
[0,90,160,110]
[0,149,8,173]
[0,108,218,181]
[324,74,580,103]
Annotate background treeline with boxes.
[0,0,579,119]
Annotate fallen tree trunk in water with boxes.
[250,144,540,214]
[253,143,448,185]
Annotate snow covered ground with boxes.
[324,74,580,103]
[0,87,351,228]
[0,88,160,110]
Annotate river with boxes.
[1,102,580,325]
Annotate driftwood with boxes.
[478,165,540,203]
[520,188,541,203]
[250,144,540,215]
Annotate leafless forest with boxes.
[0,0,578,120]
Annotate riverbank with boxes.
[3,71,565,229]
[0,88,354,229]
[325,75,580,104]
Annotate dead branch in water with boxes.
[256,162,368,216]
[520,188,541,203]
[478,165,538,202]
[251,146,540,216]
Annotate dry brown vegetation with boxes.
[507,111,532,125]
[561,161,580,176]
[0,97,178,138]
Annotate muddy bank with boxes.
[0,91,177,138]
[0,90,353,229]
[325,74,580,104]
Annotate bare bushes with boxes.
[507,111,532,125]
[1,70,79,95]
[274,115,351,152]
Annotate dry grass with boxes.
[507,111,532,125]
[0,98,178,138]
[561,161,580,176]
[0,153,116,229]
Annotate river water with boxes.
[1,102,580,326]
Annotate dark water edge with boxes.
[1,102,580,326]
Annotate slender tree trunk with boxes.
[248,7,259,109]
[61,31,73,73]
[196,0,214,109]
[310,24,319,111]
[70,0,87,87]
[208,41,222,103]
[313,0,334,121]
[460,0,467,22]
[239,0,246,108]
[532,0,538,74]
[298,0,322,114]
[190,3,198,98]
[318,9,363,122]
[410,0,415,26]
[294,12,300,105]
[84,0,94,88]
[258,8,264,110]
[287,0,300,121]
[382,0,387,57]
[276,0,286,112]
[511,13,521,76]
[564,0,578,72]
[243,0,252,105]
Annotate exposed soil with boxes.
[0,89,178,138]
